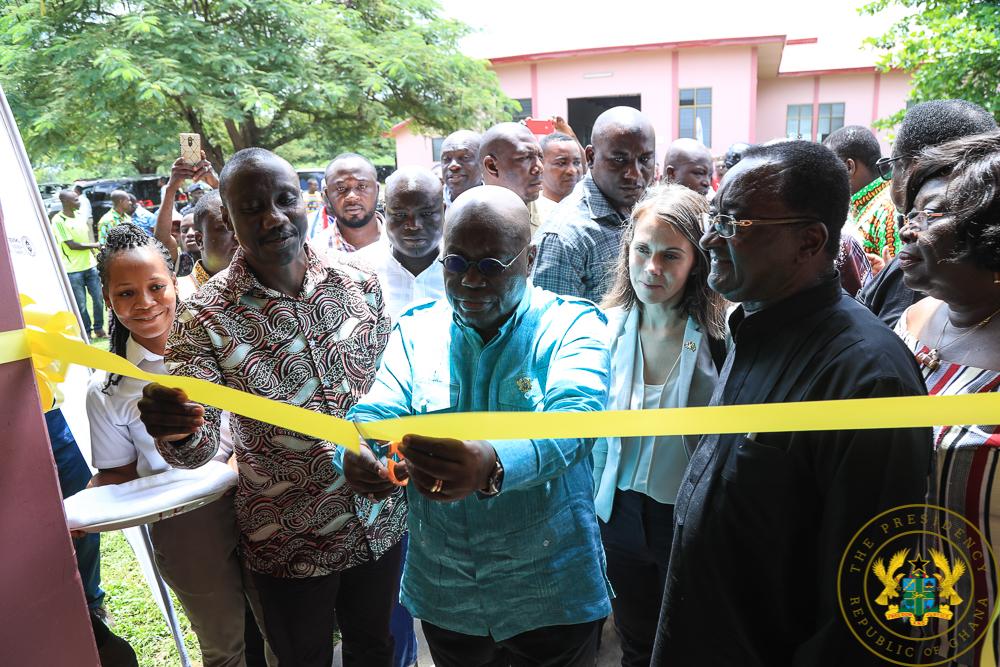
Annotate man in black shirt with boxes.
[652,141,932,666]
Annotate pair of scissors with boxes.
[354,422,408,487]
[385,441,408,486]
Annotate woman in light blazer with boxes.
[593,183,727,667]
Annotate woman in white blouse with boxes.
[593,184,727,666]
[85,223,262,667]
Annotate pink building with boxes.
[392,34,909,167]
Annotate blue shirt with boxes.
[131,208,157,237]
[346,286,613,640]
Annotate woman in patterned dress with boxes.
[894,131,1000,665]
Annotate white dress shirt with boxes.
[87,336,231,477]
[352,238,446,322]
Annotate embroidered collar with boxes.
[850,178,890,219]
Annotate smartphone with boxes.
[179,133,201,165]
[524,118,555,135]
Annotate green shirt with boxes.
[98,209,130,245]
[51,210,96,273]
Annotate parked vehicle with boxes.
[38,182,68,218]
[83,175,163,228]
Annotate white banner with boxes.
[0,84,190,666]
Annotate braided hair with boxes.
[95,223,175,392]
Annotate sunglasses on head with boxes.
[875,155,906,181]
[439,245,529,277]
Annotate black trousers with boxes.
[421,619,602,667]
[251,540,402,667]
[599,489,675,667]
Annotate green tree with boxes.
[0,0,515,175]
[863,0,1000,127]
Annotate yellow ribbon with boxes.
[11,296,81,410]
[2,307,1000,455]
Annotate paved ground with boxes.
[334,616,623,666]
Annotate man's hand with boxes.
[398,435,496,503]
[168,152,219,192]
[552,115,577,139]
[866,252,885,275]
[192,150,220,189]
[866,246,892,276]
[168,157,198,193]
[343,441,398,501]
[137,383,204,442]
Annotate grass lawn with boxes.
[100,530,203,667]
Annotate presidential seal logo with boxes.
[838,504,999,666]
[872,548,965,626]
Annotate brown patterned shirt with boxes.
[156,243,403,577]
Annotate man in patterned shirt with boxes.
[138,148,403,667]
[532,106,656,302]
[824,125,898,274]
[97,190,134,244]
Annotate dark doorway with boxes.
[567,95,642,148]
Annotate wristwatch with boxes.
[480,453,505,497]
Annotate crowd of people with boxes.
[44,97,1000,667]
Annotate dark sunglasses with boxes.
[440,246,529,277]
[875,155,905,181]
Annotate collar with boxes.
[850,177,890,216]
[125,335,163,365]
[222,242,329,301]
[729,273,842,342]
[323,210,384,252]
[54,210,81,223]
[580,174,628,226]
[453,284,534,346]
[388,245,442,279]
[191,259,213,288]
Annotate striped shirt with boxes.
[896,307,1000,666]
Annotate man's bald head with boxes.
[443,130,481,153]
[219,148,297,207]
[216,147,309,272]
[663,138,713,196]
[479,123,544,203]
[383,166,445,263]
[58,189,80,211]
[447,184,531,247]
[441,130,483,201]
[591,106,654,145]
[587,107,656,214]
[480,123,533,158]
[444,185,536,340]
[386,166,442,201]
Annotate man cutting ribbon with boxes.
[340,185,613,667]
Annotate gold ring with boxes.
[431,479,443,494]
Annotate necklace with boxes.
[916,304,1000,372]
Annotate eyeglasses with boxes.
[899,209,947,232]
[440,246,529,277]
[875,155,905,181]
[702,213,822,239]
